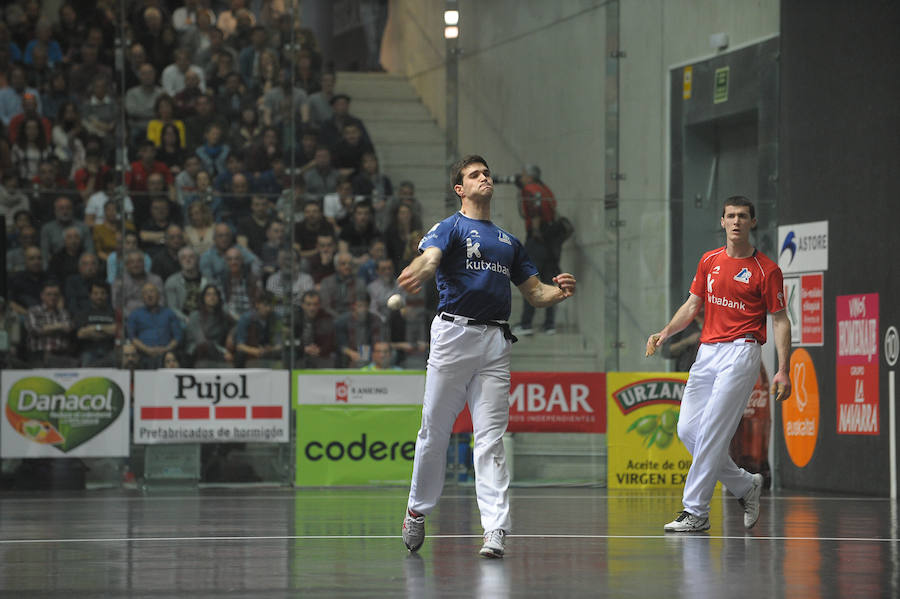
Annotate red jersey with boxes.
[520,182,556,231]
[689,247,785,344]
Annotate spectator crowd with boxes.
[0,0,430,371]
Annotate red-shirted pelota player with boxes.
[646,196,792,533]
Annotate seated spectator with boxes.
[8,92,51,146]
[331,122,374,176]
[122,42,146,91]
[368,258,399,323]
[125,63,164,145]
[126,141,174,203]
[175,155,203,209]
[318,251,367,317]
[80,75,119,160]
[260,68,307,129]
[9,246,47,315]
[151,224,186,282]
[266,248,314,320]
[357,237,388,284]
[0,296,25,368]
[75,149,114,209]
[154,124,187,174]
[222,247,261,320]
[24,18,63,67]
[42,72,74,124]
[106,231,151,285]
[361,340,402,371]
[339,202,379,263]
[64,252,102,317]
[174,70,205,119]
[138,196,176,257]
[199,222,261,287]
[184,93,224,153]
[0,67,40,129]
[244,126,282,174]
[259,219,287,277]
[232,104,263,150]
[290,290,335,368]
[25,42,55,97]
[218,0,256,42]
[47,226,86,288]
[206,47,239,96]
[216,72,251,125]
[163,351,180,368]
[394,181,424,226]
[112,249,164,318]
[93,199,136,263]
[303,146,338,200]
[318,94,371,150]
[213,171,252,225]
[7,210,36,249]
[164,246,209,322]
[127,282,183,369]
[0,170,29,230]
[51,101,85,177]
[385,202,423,273]
[295,199,335,258]
[293,49,320,94]
[184,284,234,367]
[6,225,37,274]
[11,116,51,181]
[24,281,77,367]
[306,71,335,128]
[323,176,362,233]
[120,341,141,371]
[162,48,206,97]
[352,152,394,229]
[234,292,279,368]
[184,200,215,255]
[135,7,177,75]
[68,43,113,102]
[40,196,93,265]
[146,95,186,149]
[195,122,230,178]
[74,280,117,366]
[237,25,271,87]
[305,233,337,285]
[236,195,273,256]
[30,160,78,226]
[335,295,384,368]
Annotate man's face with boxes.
[232,175,249,195]
[93,77,108,99]
[225,249,242,273]
[38,163,55,185]
[151,199,170,222]
[18,227,36,248]
[377,259,394,282]
[342,125,361,145]
[130,44,146,66]
[196,95,212,116]
[267,222,285,243]
[54,198,73,222]
[353,205,371,230]
[332,98,349,116]
[206,125,222,145]
[22,95,37,114]
[455,162,493,202]
[304,203,322,225]
[184,157,201,177]
[321,73,335,94]
[9,69,25,91]
[139,144,156,163]
[41,286,60,309]
[370,241,386,261]
[362,154,377,174]
[301,295,320,318]
[256,299,272,318]
[175,51,190,71]
[398,184,415,202]
[89,285,108,307]
[185,70,200,90]
[179,249,198,271]
[314,149,331,169]
[125,252,145,276]
[138,64,156,87]
[63,229,81,253]
[351,299,368,319]
[79,254,98,277]
[122,344,139,368]
[372,343,391,368]
[25,248,42,272]
[103,201,119,222]
[335,254,353,277]
[142,284,159,307]
[317,236,335,258]
[166,226,184,251]
[214,225,232,250]
[721,204,756,244]
[251,196,269,218]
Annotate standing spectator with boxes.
[112,249,164,318]
[74,280,117,367]
[318,251,367,317]
[164,246,209,322]
[161,48,206,97]
[0,67,40,127]
[80,76,119,160]
[40,196,93,264]
[9,246,47,315]
[47,226,87,285]
[184,284,234,367]
[266,247,314,320]
[11,117,51,181]
[305,234,337,284]
[151,224,186,282]
[335,295,384,368]
[222,247,261,320]
[127,282,183,369]
[234,292,280,368]
[304,146,338,200]
[199,222,261,287]
[125,63,164,145]
[63,252,102,317]
[24,281,77,367]
[184,200,215,255]
[290,290,335,368]
[146,96,186,150]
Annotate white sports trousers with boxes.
[407,314,512,532]
[679,338,761,518]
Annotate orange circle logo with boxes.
[782,348,819,467]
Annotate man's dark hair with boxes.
[301,290,320,302]
[90,280,111,295]
[722,195,755,219]
[451,154,489,188]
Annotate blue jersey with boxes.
[419,212,537,321]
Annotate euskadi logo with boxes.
[733,268,751,284]
[611,378,685,415]
[497,230,512,245]
[5,377,124,452]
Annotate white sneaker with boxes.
[543,327,556,336]
[479,529,506,558]
[664,511,710,533]
[402,510,425,551]
[511,325,533,337]
[739,473,764,529]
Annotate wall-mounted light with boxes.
[444,25,459,39]
[444,10,459,39]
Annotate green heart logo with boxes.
[6,377,125,453]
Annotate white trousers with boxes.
[407,314,513,532]
[679,339,761,518]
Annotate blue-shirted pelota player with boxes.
[399,155,577,558]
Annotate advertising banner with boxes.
[452,372,606,434]
[295,405,421,486]
[783,348,820,467]
[606,372,691,489]
[295,371,425,405]
[134,369,290,444]
[777,220,829,274]
[784,273,824,347]
[1,369,130,458]
[835,293,880,435]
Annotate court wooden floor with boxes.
[0,486,896,597]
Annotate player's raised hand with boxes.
[398,247,442,294]
[553,273,576,298]
[645,332,665,357]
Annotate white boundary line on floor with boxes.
[1,533,898,545]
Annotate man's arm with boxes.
[516,273,576,308]
[397,247,442,294]
[771,310,792,401]
[645,293,703,357]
